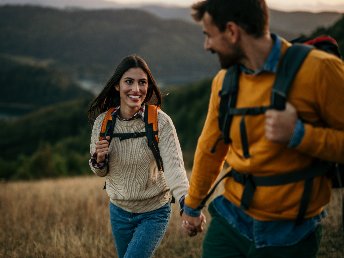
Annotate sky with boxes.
[107,0,344,12]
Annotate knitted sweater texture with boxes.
[90,109,189,213]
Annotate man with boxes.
[181,0,344,257]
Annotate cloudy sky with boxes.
[107,0,344,12]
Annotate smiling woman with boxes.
[87,55,189,258]
[115,68,149,119]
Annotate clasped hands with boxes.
[181,212,207,237]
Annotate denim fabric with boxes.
[240,33,281,75]
[288,119,305,148]
[183,33,323,248]
[212,196,325,248]
[203,201,322,258]
[109,202,171,258]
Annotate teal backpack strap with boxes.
[271,44,313,110]
[271,43,315,223]
[218,65,240,144]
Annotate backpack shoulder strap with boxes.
[218,65,240,144]
[99,107,116,141]
[146,104,159,142]
[144,104,163,171]
[271,44,312,110]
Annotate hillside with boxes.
[310,15,344,56]
[1,5,341,91]
[0,98,92,179]
[0,79,211,180]
[141,6,343,39]
[0,5,218,87]
[0,55,92,117]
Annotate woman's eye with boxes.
[139,80,147,86]
[125,79,133,85]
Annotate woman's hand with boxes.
[95,136,110,163]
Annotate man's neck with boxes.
[239,32,273,72]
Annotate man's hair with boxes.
[191,0,269,38]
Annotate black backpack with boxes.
[199,35,343,225]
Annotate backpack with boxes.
[199,35,343,225]
[99,104,163,172]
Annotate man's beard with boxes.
[217,44,244,69]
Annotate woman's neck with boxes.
[119,106,140,120]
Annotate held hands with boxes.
[95,136,110,163]
[181,212,207,237]
[265,102,298,144]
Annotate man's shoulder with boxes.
[211,69,227,91]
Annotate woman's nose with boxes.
[131,82,139,92]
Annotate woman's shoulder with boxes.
[156,108,177,133]
[92,111,108,129]
[95,111,107,123]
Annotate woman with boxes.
[88,55,189,258]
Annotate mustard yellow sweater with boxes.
[185,39,344,220]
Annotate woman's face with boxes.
[115,67,148,116]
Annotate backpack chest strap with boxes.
[231,161,331,223]
[112,132,146,141]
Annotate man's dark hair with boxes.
[191,0,269,38]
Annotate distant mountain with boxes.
[269,10,342,39]
[0,0,121,9]
[1,0,342,38]
[0,5,342,90]
[0,55,92,117]
[140,6,342,40]
[0,5,218,88]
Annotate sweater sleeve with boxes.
[295,56,344,163]
[185,70,230,209]
[157,111,189,203]
[89,113,108,177]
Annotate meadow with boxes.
[0,176,343,258]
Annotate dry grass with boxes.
[0,176,343,258]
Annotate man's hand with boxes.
[181,212,206,237]
[95,136,110,163]
[265,102,298,144]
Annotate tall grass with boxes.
[0,176,343,258]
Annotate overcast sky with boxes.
[107,0,344,12]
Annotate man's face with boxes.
[201,13,243,68]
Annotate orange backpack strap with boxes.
[144,104,163,171]
[146,104,159,142]
[99,107,116,141]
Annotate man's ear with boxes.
[224,21,240,43]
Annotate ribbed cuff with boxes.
[288,119,305,148]
[90,153,108,169]
[183,204,201,217]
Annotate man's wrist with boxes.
[183,204,202,217]
[288,119,305,148]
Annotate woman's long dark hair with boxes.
[88,54,162,123]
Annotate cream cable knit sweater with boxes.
[89,109,189,213]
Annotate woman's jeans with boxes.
[109,202,171,258]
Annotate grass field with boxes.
[0,176,343,258]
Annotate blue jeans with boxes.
[109,202,171,258]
